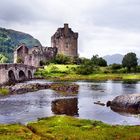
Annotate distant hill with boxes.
[103,54,140,65]
[103,54,124,65]
[0,27,41,62]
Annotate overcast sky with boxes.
[0,0,140,58]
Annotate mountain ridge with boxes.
[103,54,140,65]
[0,27,41,62]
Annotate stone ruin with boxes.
[14,24,78,67]
[14,45,57,67]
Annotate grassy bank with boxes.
[44,73,140,81]
[0,116,140,140]
[35,64,140,81]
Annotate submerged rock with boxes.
[108,94,140,114]
[6,82,79,95]
[9,83,51,94]
[50,83,79,95]
[51,98,78,116]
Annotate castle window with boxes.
[66,43,69,48]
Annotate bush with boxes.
[111,64,122,70]
[117,68,127,73]
[53,54,73,64]
[16,57,23,63]
[136,66,140,72]
[34,69,48,77]
[0,88,9,95]
[76,64,96,75]
[50,66,59,73]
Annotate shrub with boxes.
[50,66,59,73]
[117,68,127,73]
[0,88,9,95]
[76,64,96,75]
[53,54,73,64]
[111,64,122,70]
[16,57,23,63]
[136,66,140,72]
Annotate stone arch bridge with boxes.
[0,64,37,85]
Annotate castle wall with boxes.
[23,46,57,67]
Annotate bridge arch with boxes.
[8,70,16,83]
[19,70,26,81]
[28,70,32,79]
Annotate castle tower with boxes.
[14,44,28,63]
[51,24,78,57]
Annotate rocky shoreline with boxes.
[1,82,79,95]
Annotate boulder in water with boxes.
[107,94,140,113]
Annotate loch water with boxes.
[0,80,139,125]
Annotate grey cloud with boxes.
[87,0,140,31]
[0,0,140,58]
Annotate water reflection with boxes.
[51,98,78,116]
[110,106,140,115]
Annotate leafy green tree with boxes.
[91,55,107,66]
[122,52,138,72]
[97,58,107,66]
[0,54,8,63]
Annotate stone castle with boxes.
[51,23,78,57]
[14,24,78,67]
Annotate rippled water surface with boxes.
[0,80,140,125]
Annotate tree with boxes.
[122,52,138,72]
[0,54,8,63]
[91,55,107,66]
[97,57,107,66]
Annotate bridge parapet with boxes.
[0,63,37,85]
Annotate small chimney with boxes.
[64,23,69,29]
[64,23,69,35]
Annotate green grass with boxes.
[27,116,140,140]
[0,116,139,139]
[0,124,40,140]
[0,88,10,95]
[35,64,140,81]
[44,64,77,73]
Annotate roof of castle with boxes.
[14,44,28,51]
[51,24,78,39]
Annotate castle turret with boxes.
[51,23,78,57]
